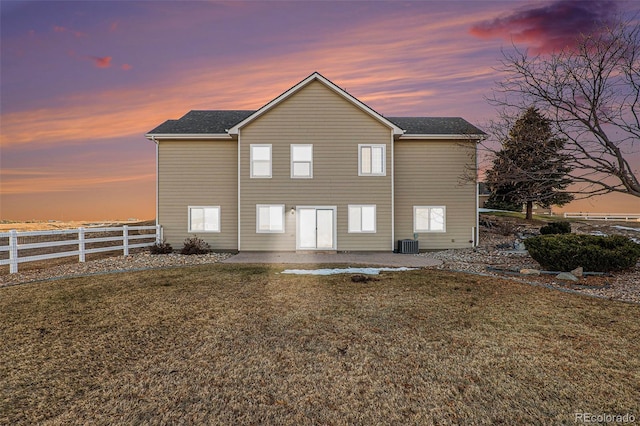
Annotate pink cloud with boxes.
[121,63,133,71]
[469,0,617,54]
[91,56,112,68]
[53,25,86,38]
[110,21,119,32]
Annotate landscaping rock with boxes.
[571,266,584,278]
[556,272,579,282]
[520,268,541,276]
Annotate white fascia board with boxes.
[145,133,233,140]
[227,72,404,136]
[400,134,486,141]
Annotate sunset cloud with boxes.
[1,162,154,195]
[469,0,617,53]
[91,56,112,68]
[121,63,132,71]
[53,25,85,38]
[0,11,497,149]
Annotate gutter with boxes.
[400,134,487,141]
[144,133,233,140]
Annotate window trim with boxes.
[358,144,386,176]
[256,204,285,233]
[348,204,377,233]
[413,206,446,233]
[188,206,221,233]
[250,144,272,178]
[290,144,313,179]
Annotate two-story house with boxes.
[146,72,485,252]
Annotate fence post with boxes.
[123,225,129,256]
[78,227,86,262]
[156,224,162,244]
[9,230,18,274]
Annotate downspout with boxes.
[474,139,479,247]
[237,129,241,251]
[152,136,159,228]
[390,129,395,251]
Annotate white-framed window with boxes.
[188,206,220,232]
[358,144,385,176]
[256,204,285,233]
[414,206,446,232]
[291,144,313,178]
[251,144,272,178]
[348,205,376,233]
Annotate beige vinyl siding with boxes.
[239,80,392,251]
[394,140,476,250]
[158,140,237,250]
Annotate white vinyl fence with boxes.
[563,213,640,222]
[0,225,162,274]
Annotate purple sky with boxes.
[1,0,638,220]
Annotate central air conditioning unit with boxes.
[397,239,419,254]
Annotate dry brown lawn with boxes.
[1,265,638,424]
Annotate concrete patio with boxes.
[221,252,442,268]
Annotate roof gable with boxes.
[227,72,404,136]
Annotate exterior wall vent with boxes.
[397,239,419,254]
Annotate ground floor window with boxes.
[348,205,376,233]
[256,204,285,233]
[414,206,446,232]
[188,206,220,232]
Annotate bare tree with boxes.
[490,17,640,199]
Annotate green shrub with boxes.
[181,236,211,255]
[524,234,640,272]
[149,240,173,255]
[539,221,572,235]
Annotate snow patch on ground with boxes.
[280,267,418,275]
[612,225,640,232]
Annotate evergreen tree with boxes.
[485,107,574,219]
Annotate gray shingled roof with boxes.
[147,110,255,134]
[147,110,484,136]
[387,117,485,135]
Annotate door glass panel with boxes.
[316,209,334,249]
[299,209,316,249]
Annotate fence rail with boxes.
[0,225,162,274]
[563,213,640,222]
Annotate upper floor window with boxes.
[414,206,446,232]
[188,206,220,232]
[251,144,272,178]
[359,144,385,176]
[291,144,313,178]
[348,205,376,233]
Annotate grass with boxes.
[2,264,639,424]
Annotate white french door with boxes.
[297,207,336,250]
